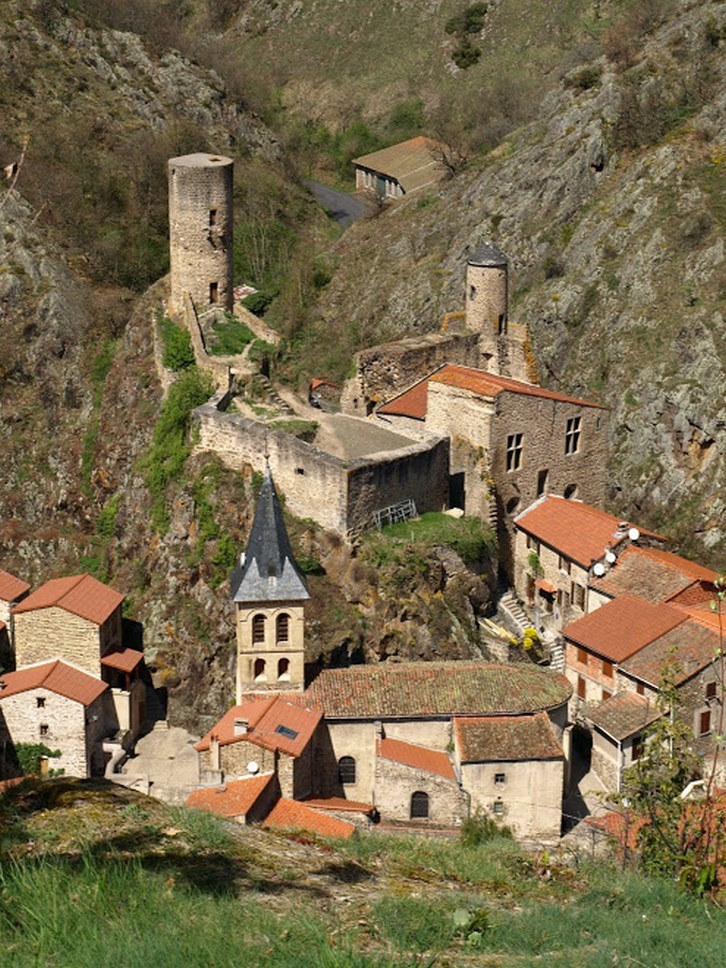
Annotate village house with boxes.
[352,136,447,199]
[0,568,30,668]
[512,496,665,634]
[377,364,609,577]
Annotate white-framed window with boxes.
[493,800,505,815]
[565,416,581,455]
[507,433,523,471]
[494,772,506,785]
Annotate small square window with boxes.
[36,697,45,708]
[602,659,613,678]
[636,681,645,696]
[565,417,581,455]
[39,724,49,737]
[493,800,505,815]
[494,772,506,785]
[506,433,523,472]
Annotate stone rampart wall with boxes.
[341,332,480,417]
[194,398,449,536]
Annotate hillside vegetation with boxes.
[0,778,723,966]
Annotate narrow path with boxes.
[306,180,369,227]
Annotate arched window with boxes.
[277,657,290,681]
[252,614,266,644]
[338,756,356,785]
[410,791,429,819]
[276,613,290,644]
[253,658,267,682]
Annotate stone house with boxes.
[11,573,145,741]
[453,712,565,838]
[0,569,30,668]
[186,773,279,825]
[512,496,664,634]
[353,136,447,198]
[377,364,609,577]
[0,659,110,777]
[585,691,661,792]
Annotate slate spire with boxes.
[230,465,310,604]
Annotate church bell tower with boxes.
[230,466,309,702]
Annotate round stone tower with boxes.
[168,152,234,315]
[465,243,508,371]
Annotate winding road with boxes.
[306,180,369,228]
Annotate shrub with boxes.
[564,64,602,92]
[452,38,482,69]
[158,314,195,371]
[460,808,512,847]
[241,290,275,317]
[14,743,61,776]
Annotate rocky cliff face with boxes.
[309,1,725,564]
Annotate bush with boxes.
[158,314,195,371]
[241,290,275,317]
[460,809,513,847]
[452,39,482,69]
[564,64,602,92]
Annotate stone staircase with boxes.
[257,375,295,417]
[498,590,530,637]
[547,637,566,673]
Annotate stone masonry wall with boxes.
[461,757,563,840]
[341,332,480,417]
[0,687,101,778]
[374,755,468,825]
[194,398,449,536]
[168,155,234,315]
[14,608,102,677]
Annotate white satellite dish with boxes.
[605,551,616,564]
[247,761,259,775]
[628,527,640,542]
[593,562,606,577]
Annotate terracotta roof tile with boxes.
[0,660,107,706]
[454,712,563,762]
[377,737,457,779]
[620,619,720,687]
[302,797,375,814]
[100,647,144,673]
[0,569,30,602]
[12,573,124,625]
[562,594,686,663]
[263,797,356,839]
[379,364,607,419]
[592,546,716,603]
[185,774,274,818]
[587,691,661,742]
[304,661,571,719]
[515,496,661,569]
[196,696,322,758]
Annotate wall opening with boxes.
[338,756,356,784]
[564,483,578,500]
[252,614,266,644]
[536,468,549,497]
[448,472,465,511]
[209,209,217,226]
[277,657,290,681]
[276,613,290,644]
[254,658,267,681]
[209,282,219,304]
[410,791,429,819]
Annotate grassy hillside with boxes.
[0,778,723,966]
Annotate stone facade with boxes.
[374,755,468,825]
[236,603,305,701]
[341,332,480,419]
[459,758,563,839]
[200,741,298,799]
[513,530,591,634]
[168,153,234,315]
[0,688,108,778]
[194,397,449,536]
[13,606,122,678]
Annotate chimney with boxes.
[233,717,249,736]
[210,735,221,771]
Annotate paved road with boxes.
[306,180,368,228]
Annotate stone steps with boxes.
[548,639,566,673]
[498,591,530,636]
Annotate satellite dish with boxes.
[247,761,259,775]
[605,551,616,564]
[593,562,606,577]
[628,528,640,542]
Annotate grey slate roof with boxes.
[230,466,309,604]
[468,243,508,267]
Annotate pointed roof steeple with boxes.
[230,465,310,604]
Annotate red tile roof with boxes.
[562,594,687,663]
[587,691,661,741]
[377,737,456,779]
[185,774,274,818]
[12,573,124,625]
[263,797,356,839]
[100,647,144,673]
[620,618,720,687]
[196,696,322,758]
[0,569,30,602]
[515,496,662,569]
[454,712,563,762]
[305,661,571,719]
[0,660,107,706]
[378,364,606,419]
[302,797,375,814]
[592,545,716,603]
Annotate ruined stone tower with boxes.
[168,152,234,315]
[230,465,309,702]
[465,243,509,374]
